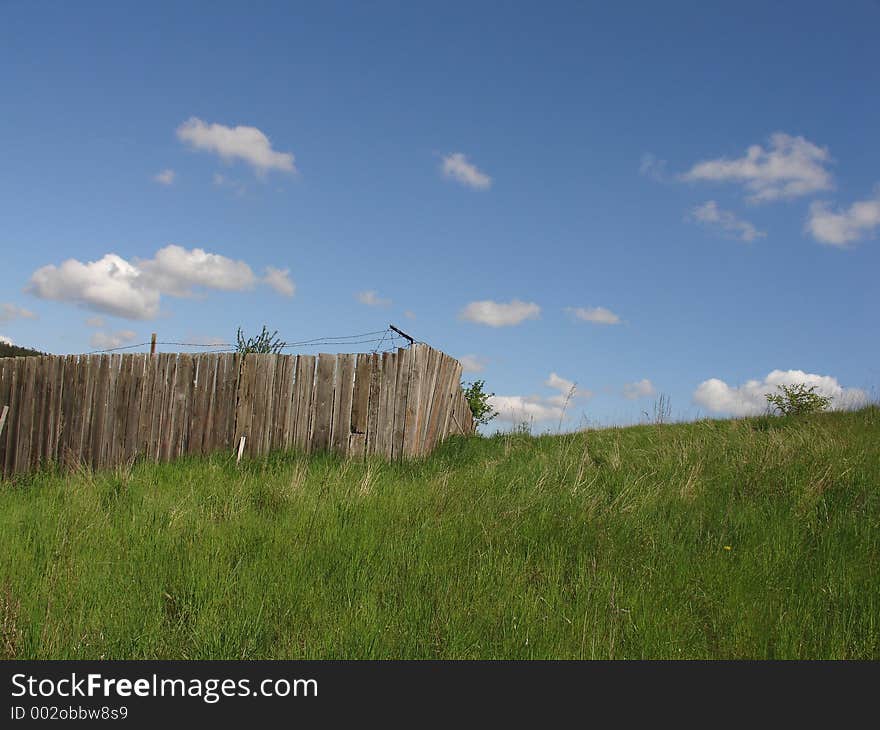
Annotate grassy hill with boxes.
[1,407,877,659]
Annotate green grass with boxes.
[1,407,878,659]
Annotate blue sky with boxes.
[1,1,878,428]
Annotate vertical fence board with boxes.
[177,355,195,459]
[197,355,217,455]
[18,357,38,472]
[73,356,91,467]
[201,354,220,454]
[262,355,280,456]
[32,357,49,468]
[0,360,14,474]
[159,354,176,463]
[222,353,241,450]
[293,355,315,453]
[9,359,24,473]
[93,355,109,469]
[391,348,411,460]
[378,351,398,459]
[403,345,427,458]
[233,355,255,456]
[57,355,74,465]
[122,354,143,461]
[248,355,266,457]
[255,355,268,456]
[108,354,126,467]
[245,356,265,457]
[270,355,285,452]
[7,358,22,473]
[138,355,158,460]
[279,355,298,451]
[349,353,372,459]
[48,357,63,465]
[11,359,29,473]
[155,354,175,463]
[45,356,61,466]
[332,353,356,456]
[0,360,9,472]
[366,353,386,457]
[423,354,451,453]
[211,354,229,452]
[310,354,336,453]
[188,357,205,457]
[416,348,436,454]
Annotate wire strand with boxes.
[85,328,414,355]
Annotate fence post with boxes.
[150,333,157,355]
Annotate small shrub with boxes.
[765,383,831,417]
[236,326,285,355]
[462,379,498,426]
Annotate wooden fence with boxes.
[0,344,475,477]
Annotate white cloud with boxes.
[153,169,176,185]
[27,245,286,320]
[28,254,160,320]
[0,335,14,345]
[403,310,416,320]
[0,303,37,323]
[492,372,592,425]
[441,152,492,190]
[137,245,255,297]
[545,371,592,405]
[490,395,565,424]
[688,201,766,242]
[460,299,540,327]
[176,117,295,175]
[459,354,488,373]
[806,187,880,247]
[356,290,392,308]
[263,266,296,297]
[681,132,833,203]
[85,316,106,328]
[693,369,868,417]
[89,329,138,350]
[639,153,668,181]
[623,378,656,400]
[566,306,621,325]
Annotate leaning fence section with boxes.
[0,344,475,477]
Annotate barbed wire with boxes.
[84,327,414,355]
[83,342,154,355]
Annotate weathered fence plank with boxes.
[310,354,336,453]
[0,359,13,471]
[331,353,355,455]
[348,353,372,458]
[16,357,37,473]
[370,352,390,458]
[402,345,426,457]
[293,354,315,453]
[391,348,411,460]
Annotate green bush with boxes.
[462,379,498,426]
[236,326,285,355]
[765,383,831,416]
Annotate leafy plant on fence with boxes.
[765,383,832,416]
[236,326,285,355]
[462,379,498,426]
